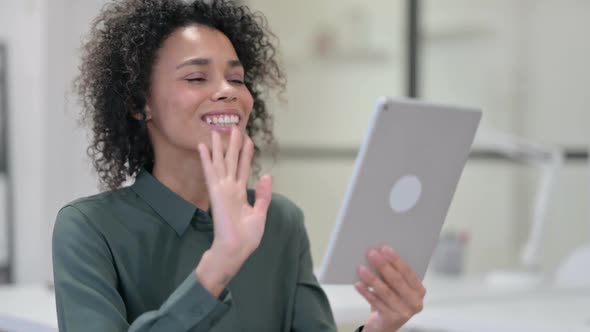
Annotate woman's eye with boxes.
[230,79,244,84]
[186,77,206,83]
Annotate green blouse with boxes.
[52,170,363,331]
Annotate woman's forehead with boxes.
[159,24,239,62]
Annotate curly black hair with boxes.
[76,0,285,191]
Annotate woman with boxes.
[52,0,426,331]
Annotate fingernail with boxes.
[383,246,396,255]
[357,265,368,275]
[368,249,378,259]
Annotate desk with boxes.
[323,275,590,332]
[1,277,589,332]
[0,284,57,332]
[406,288,590,332]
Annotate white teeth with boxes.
[204,114,240,126]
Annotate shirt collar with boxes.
[131,169,198,236]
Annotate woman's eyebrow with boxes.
[176,58,243,70]
[176,57,209,69]
[228,59,243,68]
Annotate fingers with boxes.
[357,265,412,318]
[225,127,242,178]
[211,131,225,176]
[381,247,426,295]
[198,143,216,188]
[253,175,272,216]
[237,136,254,183]
[369,249,424,313]
[354,280,391,316]
[201,129,257,193]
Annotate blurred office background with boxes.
[0,0,589,330]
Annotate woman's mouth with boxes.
[203,114,240,125]
[202,113,241,132]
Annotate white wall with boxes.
[424,0,590,273]
[521,0,590,271]
[0,0,100,284]
[0,0,48,283]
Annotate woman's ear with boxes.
[144,105,152,121]
[131,106,152,121]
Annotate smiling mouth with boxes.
[202,114,240,126]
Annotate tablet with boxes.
[318,97,481,284]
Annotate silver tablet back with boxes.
[319,97,481,284]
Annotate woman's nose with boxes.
[211,79,237,102]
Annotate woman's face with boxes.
[145,24,254,157]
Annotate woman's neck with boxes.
[151,155,210,212]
